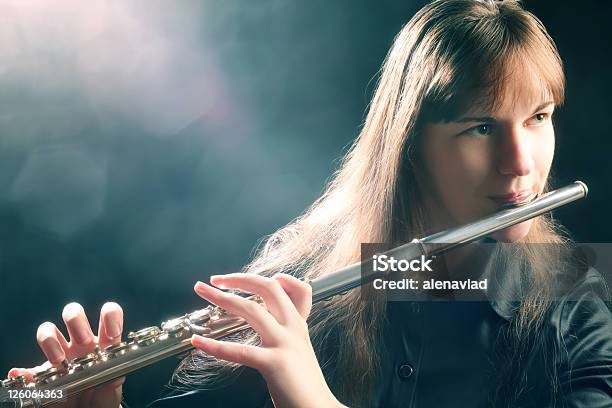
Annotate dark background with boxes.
[0,1,610,406]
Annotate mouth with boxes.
[488,190,539,210]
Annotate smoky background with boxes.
[0,0,609,406]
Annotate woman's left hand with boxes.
[191,273,344,408]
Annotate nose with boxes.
[496,125,534,177]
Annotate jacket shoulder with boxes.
[551,268,612,404]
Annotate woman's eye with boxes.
[463,123,494,137]
[526,112,550,126]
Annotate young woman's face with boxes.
[418,72,556,242]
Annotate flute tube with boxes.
[311,181,587,302]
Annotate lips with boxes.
[488,189,537,208]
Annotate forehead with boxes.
[463,64,554,117]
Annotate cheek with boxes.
[421,138,491,222]
[533,128,555,184]
[455,141,492,179]
[423,137,490,184]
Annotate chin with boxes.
[490,220,533,243]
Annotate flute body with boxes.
[0,181,589,407]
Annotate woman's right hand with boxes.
[7,302,125,408]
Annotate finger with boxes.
[36,322,69,364]
[32,361,53,373]
[210,273,296,324]
[7,368,35,382]
[273,274,313,319]
[191,334,269,371]
[194,281,282,342]
[62,303,96,350]
[98,302,123,347]
[7,361,53,384]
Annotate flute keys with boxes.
[128,326,161,346]
[104,341,130,358]
[34,366,66,384]
[187,307,213,325]
[71,352,98,371]
[2,375,26,388]
[161,318,187,337]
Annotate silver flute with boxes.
[1,181,588,407]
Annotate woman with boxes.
[8,0,612,406]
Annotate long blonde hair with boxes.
[175,1,567,405]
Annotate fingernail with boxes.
[195,281,207,291]
[210,276,228,288]
[105,320,122,338]
[42,337,65,363]
[191,334,209,347]
[63,303,91,344]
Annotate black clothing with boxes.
[147,263,612,408]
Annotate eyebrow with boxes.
[530,101,555,115]
[453,115,496,123]
[452,101,555,123]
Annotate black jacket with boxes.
[146,260,612,408]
